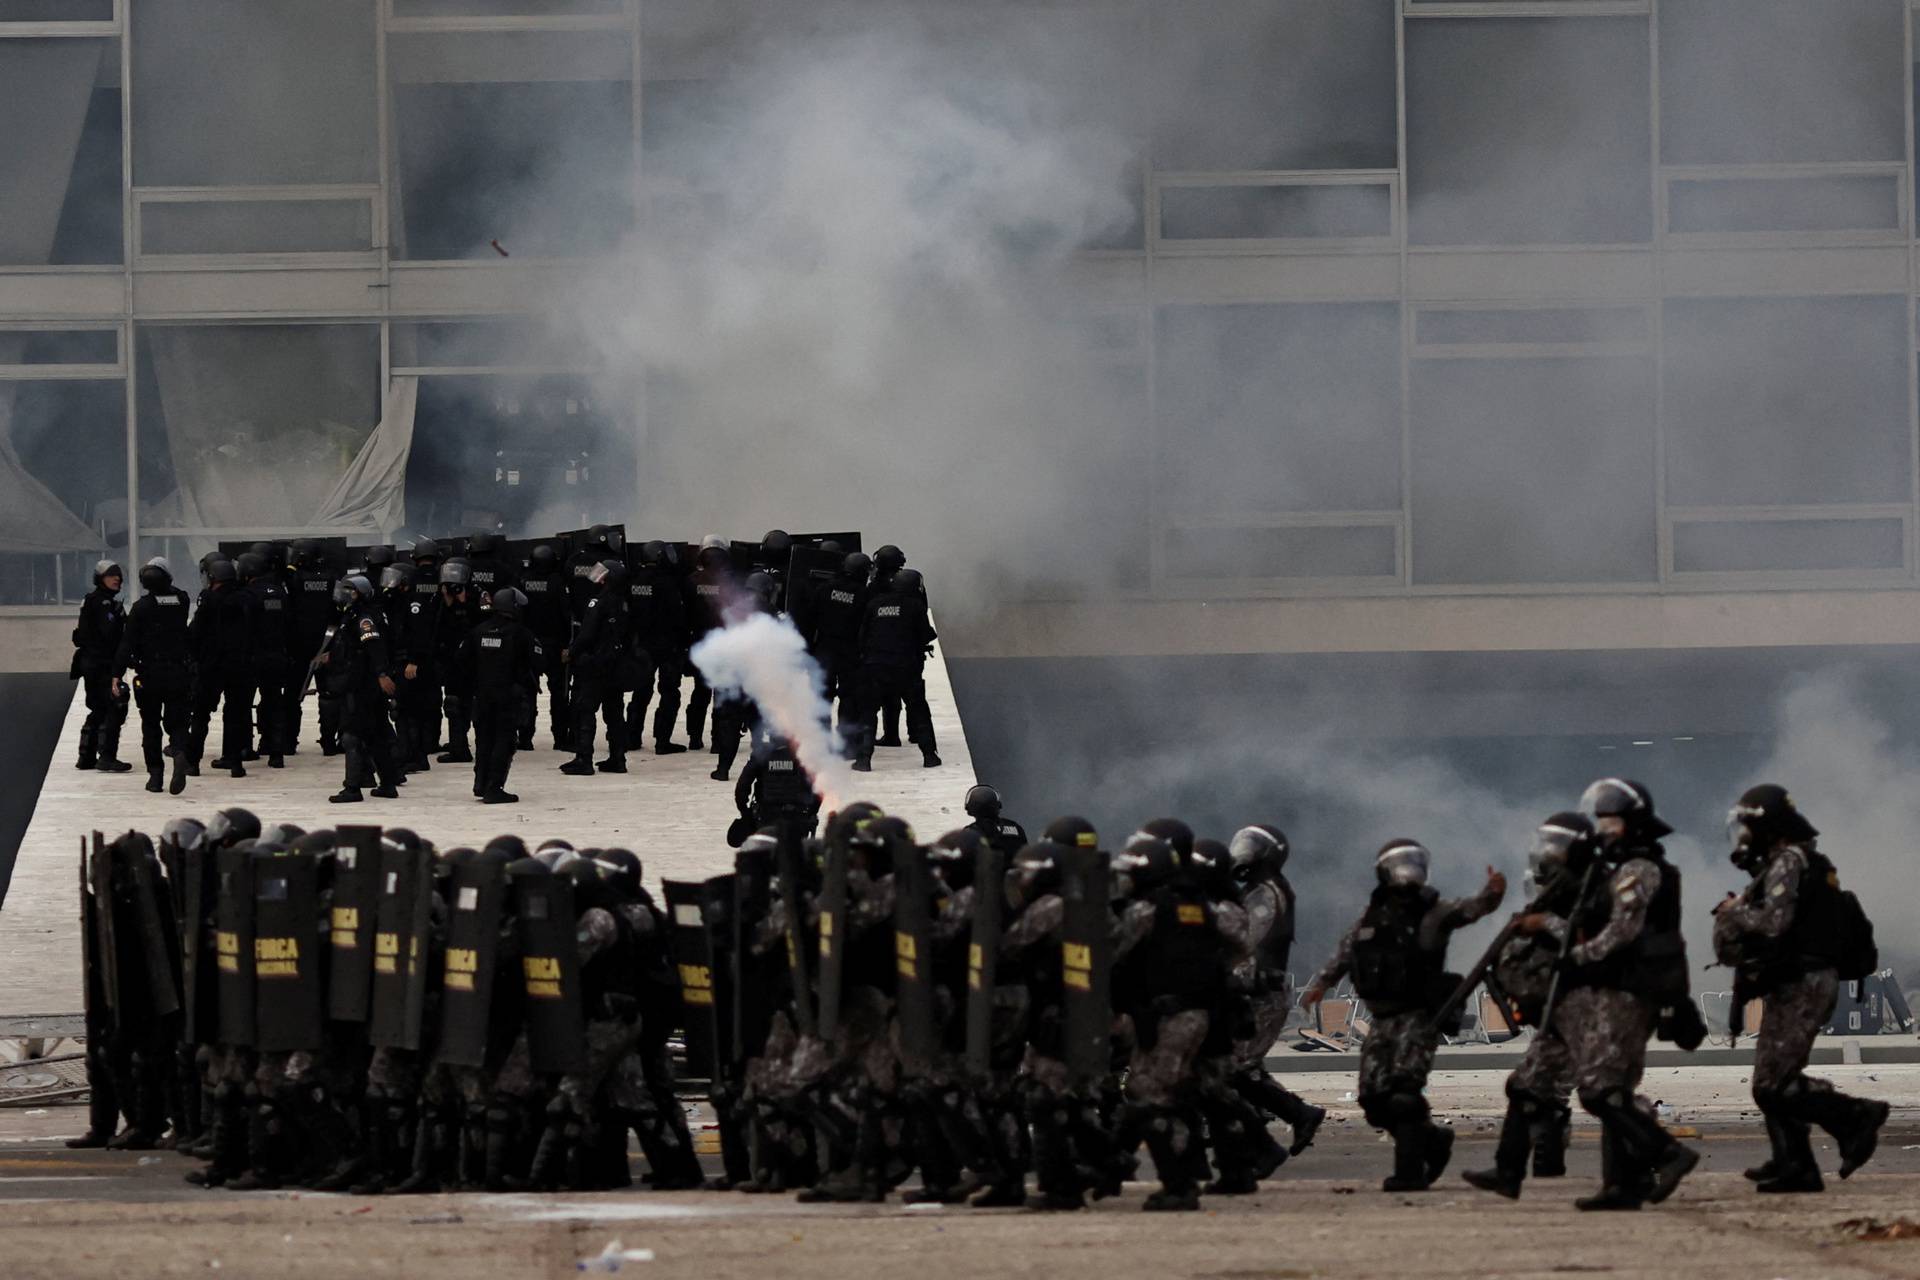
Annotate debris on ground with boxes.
[579,1239,655,1272]
[1836,1218,1920,1243]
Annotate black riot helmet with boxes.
[929,828,984,890]
[483,834,530,862]
[379,562,414,595]
[640,539,669,567]
[589,523,622,553]
[594,848,643,901]
[206,807,261,849]
[438,559,472,588]
[1374,839,1431,888]
[1114,833,1177,898]
[530,543,558,572]
[874,544,905,574]
[596,558,629,590]
[1006,840,1066,910]
[248,541,274,563]
[893,569,923,597]
[743,571,774,604]
[207,558,238,585]
[1228,824,1289,886]
[470,531,502,557]
[235,552,267,581]
[198,551,229,581]
[1188,838,1237,899]
[760,530,793,560]
[825,802,885,855]
[1042,815,1099,851]
[363,545,395,572]
[93,559,123,588]
[1579,777,1673,843]
[491,586,526,619]
[259,821,306,847]
[851,815,913,879]
[842,551,872,580]
[964,784,1003,821]
[1727,784,1818,872]
[334,573,372,608]
[1529,813,1594,889]
[290,538,319,568]
[138,557,174,594]
[162,816,207,853]
[410,537,441,566]
[1138,817,1195,862]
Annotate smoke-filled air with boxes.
[691,610,856,812]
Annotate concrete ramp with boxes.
[0,642,978,1015]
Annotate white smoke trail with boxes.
[690,612,855,811]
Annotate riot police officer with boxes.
[682,537,735,751]
[465,531,516,604]
[238,552,293,769]
[625,540,690,755]
[853,568,939,770]
[112,557,194,795]
[733,735,820,835]
[188,558,255,778]
[285,539,340,754]
[519,543,571,751]
[962,785,1026,856]
[72,559,130,772]
[319,575,400,803]
[434,560,481,764]
[561,559,630,776]
[806,552,870,738]
[1713,785,1889,1193]
[459,586,540,804]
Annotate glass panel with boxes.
[0,39,122,266]
[1155,303,1403,514]
[1661,0,1905,165]
[141,199,373,255]
[0,377,126,605]
[391,319,593,370]
[1672,518,1904,573]
[1160,184,1391,241]
[0,329,117,366]
[1410,357,1657,584]
[1152,0,1397,171]
[1664,297,1909,506]
[392,0,622,14]
[392,31,633,259]
[1165,524,1396,580]
[1416,307,1650,347]
[1407,17,1652,245]
[132,0,377,186]
[406,374,633,535]
[0,0,114,18]
[135,325,381,531]
[1668,174,1901,235]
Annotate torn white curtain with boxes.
[308,376,418,534]
[0,386,106,555]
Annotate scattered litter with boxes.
[22,1110,46,1117]
[409,1212,463,1225]
[490,239,510,258]
[1654,1101,1674,1121]
[1837,1218,1920,1243]
[902,1202,944,1212]
[1331,1186,1356,1196]
[1338,1092,1355,1102]
[350,1205,372,1215]
[578,1240,655,1272]
[208,1262,221,1271]
[1901,1145,1920,1151]
[137,1156,161,1166]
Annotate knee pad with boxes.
[1359,1094,1395,1130]
[1577,1086,1628,1118]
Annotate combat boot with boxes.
[1756,1119,1824,1194]
[1746,1114,1790,1182]
[1463,1102,1531,1200]
[95,719,133,772]
[1531,1103,1571,1178]
[1381,1125,1432,1193]
[75,724,97,770]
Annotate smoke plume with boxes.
[689,611,854,811]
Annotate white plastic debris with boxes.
[578,1240,655,1272]
[137,1156,161,1166]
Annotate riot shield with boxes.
[252,849,323,1052]
[177,842,216,1044]
[213,845,257,1047]
[791,531,862,552]
[663,879,721,1081]
[436,857,509,1068]
[80,835,113,1035]
[514,872,587,1075]
[776,825,816,1037]
[327,826,382,1023]
[731,852,773,1066]
[892,843,937,1075]
[113,834,181,1024]
[368,838,430,1050]
[814,841,849,1042]
[1059,846,1113,1085]
[699,874,737,1074]
[964,846,1007,1077]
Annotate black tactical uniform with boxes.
[384,563,437,772]
[682,543,734,750]
[624,543,690,755]
[854,569,939,769]
[434,562,482,764]
[240,554,294,767]
[72,561,131,771]
[733,737,821,834]
[321,579,400,802]
[806,554,869,734]
[465,532,516,605]
[285,540,340,754]
[962,785,1026,857]
[458,588,540,804]
[114,558,194,795]
[561,562,630,775]
[518,544,571,750]
[188,562,256,777]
